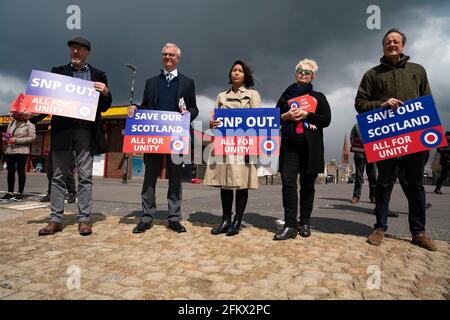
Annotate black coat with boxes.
[277,88,331,173]
[139,73,198,122]
[32,64,112,154]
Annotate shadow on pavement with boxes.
[318,197,355,203]
[320,203,375,215]
[187,211,278,233]
[310,217,373,235]
[26,212,107,226]
[118,210,176,227]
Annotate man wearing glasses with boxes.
[355,28,436,251]
[38,37,112,236]
[128,43,198,234]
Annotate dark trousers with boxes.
[280,139,318,228]
[374,151,427,234]
[353,155,377,199]
[220,188,248,217]
[436,165,449,190]
[141,154,182,223]
[6,154,28,193]
[46,149,76,194]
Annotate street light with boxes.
[123,64,137,184]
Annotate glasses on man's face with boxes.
[162,52,176,57]
[296,68,314,76]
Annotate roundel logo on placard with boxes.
[261,138,277,154]
[171,139,185,152]
[77,105,92,118]
[290,102,299,110]
[420,129,442,148]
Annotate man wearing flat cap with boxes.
[38,37,112,236]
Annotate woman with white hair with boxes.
[273,59,331,240]
[1,112,36,201]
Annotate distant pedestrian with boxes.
[1,112,36,201]
[434,131,450,194]
[350,123,377,204]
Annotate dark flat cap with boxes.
[67,37,91,51]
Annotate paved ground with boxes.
[0,173,449,300]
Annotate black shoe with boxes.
[14,193,24,201]
[388,210,399,218]
[426,203,432,210]
[168,221,186,233]
[299,224,311,237]
[40,194,50,202]
[434,189,443,195]
[273,227,297,240]
[67,193,77,203]
[132,222,151,234]
[226,216,243,237]
[0,193,15,201]
[211,216,232,235]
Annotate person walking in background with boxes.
[128,43,198,234]
[204,60,261,236]
[355,28,437,251]
[434,131,450,194]
[274,58,331,240]
[350,123,377,204]
[28,120,77,204]
[1,113,36,201]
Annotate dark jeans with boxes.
[46,149,76,194]
[436,165,449,190]
[220,188,248,217]
[280,139,318,228]
[6,154,28,193]
[353,155,377,199]
[141,154,183,223]
[374,151,427,235]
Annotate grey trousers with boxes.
[46,148,76,194]
[50,129,93,223]
[140,154,182,224]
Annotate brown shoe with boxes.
[367,228,384,246]
[38,221,63,236]
[78,221,92,236]
[350,196,359,204]
[412,233,437,251]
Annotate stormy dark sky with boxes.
[1,0,449,161]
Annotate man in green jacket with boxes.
[355,28,437,251]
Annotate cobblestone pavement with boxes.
[1,208,449,300]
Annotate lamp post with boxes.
[123,64,137,184]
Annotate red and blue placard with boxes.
[123,110,190,154]
[23,70,99,121]
[213,108,280,155]
[356,95,448,163]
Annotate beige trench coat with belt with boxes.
[203,86,261,189]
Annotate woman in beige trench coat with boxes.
[204,60,261,236]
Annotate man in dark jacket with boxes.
[128,43,198,234]
[355,28,437,251]
[38,37,112,236]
